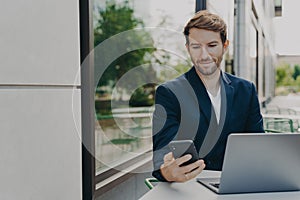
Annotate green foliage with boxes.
[94,2,141,46]
[94,1,155,89]
[295,76,300,88]
[173,62,191,75]
[93,1,192,109]
[293,64,300,80]
[276,63,300,94]
[93,1,166,111]
[276,63,294,86]
[129,84,155,107]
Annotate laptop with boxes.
[197,133,300,194]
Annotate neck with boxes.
[196,69,221,96]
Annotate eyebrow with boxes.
[208,41,219,44]
[190,40,220,45]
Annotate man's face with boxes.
[186,28,228,76]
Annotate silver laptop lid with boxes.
[219,133,300,194]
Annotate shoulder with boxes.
[157,67,199,91]
[222,72,255,90]
[155,74,184,96]
[157,69,191,92]
[155,69,196,105]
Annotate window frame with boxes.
[80,0,95,199]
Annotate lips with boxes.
[200,61,214,64]
[198,60,215,66]
[198,59,215,64]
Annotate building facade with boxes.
[207,0,280,103]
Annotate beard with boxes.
[193,55,223,76]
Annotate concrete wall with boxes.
[235,0,277,100]
[277,55,300,67]
[0,1,82,199]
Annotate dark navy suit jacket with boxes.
[152,67,264,181]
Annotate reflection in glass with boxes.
[93,0,195,173]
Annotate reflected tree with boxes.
[94,1,157,107]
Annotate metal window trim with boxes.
[79,0,95,199]
[196,0,207,12]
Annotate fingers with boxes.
[175,154,192,166]
[163,152,174,163]
[181,159,205,174]
[161,154,206,182]
[179,159,205,182]
[184,160,206,180]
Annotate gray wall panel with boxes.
[0,89,82,200]
[0,0,80,85]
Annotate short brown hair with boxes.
[184,10,227,44]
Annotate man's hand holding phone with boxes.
[160,140,206,182]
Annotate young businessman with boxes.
[152,10,264,182]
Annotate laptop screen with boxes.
[197,133,300,194]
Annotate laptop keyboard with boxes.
[209,183,220,188]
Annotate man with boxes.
[152,10,264,182]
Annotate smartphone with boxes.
[168,140,199,166]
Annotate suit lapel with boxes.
[185,69,234,128]
[185,67,212,124]
[221,72,234,132]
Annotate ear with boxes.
[223,40,229,50]
[185,43,190,53]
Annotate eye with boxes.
[208,44,217,48]
[191,45,200,49]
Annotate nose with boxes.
[200,47,210,60]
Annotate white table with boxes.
[140,170,300,200]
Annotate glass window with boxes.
[93,0,196,175]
